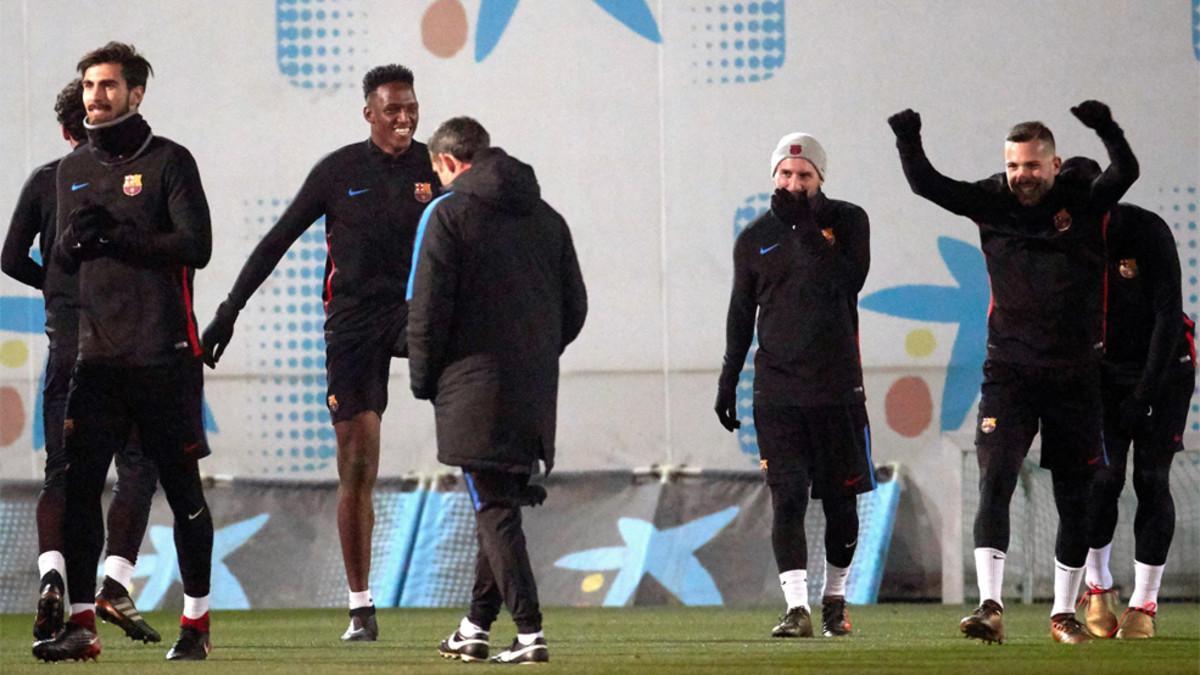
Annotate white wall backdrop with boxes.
[2,0,1198,594]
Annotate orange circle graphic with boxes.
[884,376,933,438]
[422,0,468,58]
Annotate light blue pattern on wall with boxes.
[276,0,365,90]
[687,1,785,85]
[243,199,334,474]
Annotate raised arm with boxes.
[1069,100,1139,211]
[888,109,996,219]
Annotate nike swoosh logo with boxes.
[843,474,864,487]
[759,243,780,255]
[71,182,90,191]
[347,188,370,197]
[844,539,857,549]
[188,507,206,520]
[1088,456,1102,465]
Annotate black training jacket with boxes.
[1104,203,1195,394]
[2,156,80,348]
[407,147,587,474]
[896,128,1138,367]
[221,139,439,341]
[718,191,870,406]
[55,114,211,366]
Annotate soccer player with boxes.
[716,133,872,639]
[408,117,587,664]
[1059,157,1196,640]
[201,64,439,641]
[2,79,160,646]
[888,102,1139,644]
[32,41,215,662]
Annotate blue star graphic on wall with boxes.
[859,236,990,432]
[111,513,269,610]
[476,0,662,62]
[554,506,738,606]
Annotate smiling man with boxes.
[716,133,872,640]
[201,64,439,641]
[888,102,1139,645]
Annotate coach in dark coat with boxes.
[406,117,586,664]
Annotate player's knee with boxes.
[1131,463,1171,500]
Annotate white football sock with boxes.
[1085,543,1113,590]
[183,594,209,619]
[37,550,66,581]
[974,547,1005,607]
[779,569,809,611]
[1128,560,1164,609]
[823,562,850,598]
[103,555,135,591]
[459,616,487,636]
[348,589,373,610]
[516,631,544,646]
[1051,559,1085,616]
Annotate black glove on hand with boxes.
[770,188,811,228]
[201,301,239,368]
[714,387,740,432]
[887,109,922,140]
[1071,100,1117,135]
[61,204,115,261]
[1117,394,1152,436]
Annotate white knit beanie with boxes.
[771,132,826,180]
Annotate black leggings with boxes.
[973,447,1090,567]
[769,478,859,571]
[1089,450,1175,565]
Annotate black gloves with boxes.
[60,204,116,261]
[887,109,922,141]
[770,188,812,228]
[1070,100,1118,136]
[714,387,740,432]
[201,301,239,368]
[1117,394,1151,436]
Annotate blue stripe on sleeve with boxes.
[406,191,455,301]
[463,471,484,512]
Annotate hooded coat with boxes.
[407,147,587,474]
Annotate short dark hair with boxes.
[55,79,86,142]
[77,41,153,89]
[1006,121,1055,152]
[362,64,414,100]
[428,117,490,162]
[1060,156,1101,183]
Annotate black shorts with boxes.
[1102,367,1195,461]
[65,355,209,465]
[975,359,1104,470]
[752,403,875,499]
[42,347,155,489]
[324,308,406,424]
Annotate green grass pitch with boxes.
[3,604,1198,673]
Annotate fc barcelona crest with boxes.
[123,174,143,197]
[980,417,997,434]
[414,182,433,203]
[1053,208,1072,232]
[821,228,836,245]
[1118,258,1139,279]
